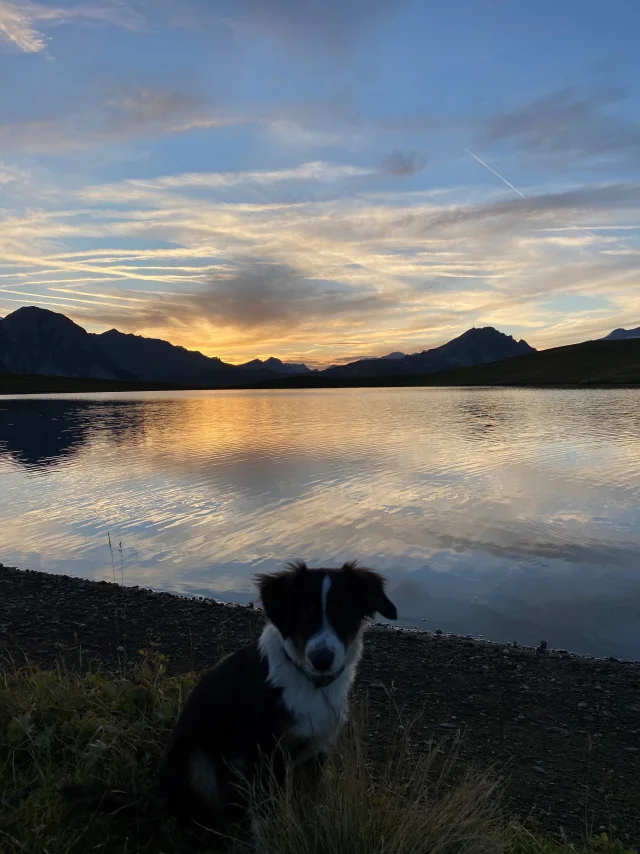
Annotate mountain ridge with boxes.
[0,307,300,387]
[0,305,535,387]
[320,326,535,380]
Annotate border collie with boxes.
[158,559,397,832]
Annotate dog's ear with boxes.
[342,562,397,620]
[254,561,305,627]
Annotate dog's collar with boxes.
[282,648,345,688]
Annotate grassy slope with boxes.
[2,339,640,395]
[0,657,635,854]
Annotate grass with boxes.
[0,652,636,854]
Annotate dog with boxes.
[157,559,397,834]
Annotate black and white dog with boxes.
[158,559,397,831]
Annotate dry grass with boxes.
[0,653,636,854]
[250,715,504,854]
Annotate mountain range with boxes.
[0,307,296,387]
[0,306,542,388]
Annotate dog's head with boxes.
[255,560,397,681]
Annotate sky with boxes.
[0,0,639,367]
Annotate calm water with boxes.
[1,388,639,659]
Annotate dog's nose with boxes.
[309,648,334,672]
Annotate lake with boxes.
[1,387,639,659]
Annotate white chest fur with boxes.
[259,624,361,755]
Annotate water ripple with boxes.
[1,388,640,657]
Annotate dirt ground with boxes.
[2,563,639,846]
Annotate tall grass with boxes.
[250,713,504,854]
[0,653,635,854]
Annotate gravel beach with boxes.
[1,563,639,846]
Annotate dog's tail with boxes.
[61,782,165,818]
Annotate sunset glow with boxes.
[1,1,639,365]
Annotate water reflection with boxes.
[0,401,92,469]
[0,388,639,658]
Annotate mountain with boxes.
[318,327,535,380]
[0,307,533,389]
[603,326,640,341]
[237,337,640,390]
[238,356,313,375]
[97,328,253,386]
[0,307,135,380]
[0,307,281,386]
[417,337,640,386]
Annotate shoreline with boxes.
[2,563,640,845]
[2,378,640,397]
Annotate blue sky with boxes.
[0,0,639,365]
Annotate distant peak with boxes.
[3,305,85,330]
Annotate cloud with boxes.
[487,87,640,168]
[83,161,375,200]
[0,1,46,51]
[102,84,234,135]
[0,161,32,186]
[409,183,640,240]
[1,159,640,363]
[381,150,428,177]
[184,0,403,55]
[0,85,236,154]
[89,259,392,337]
[0,0,406,60]
[0,0,143,53]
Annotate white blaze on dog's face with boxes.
[257,561,397,679]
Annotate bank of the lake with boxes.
[1,564,639,846]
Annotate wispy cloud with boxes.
[1,158,639,362]
[0,0,143,54]
[190,0,404,56]
[83,161,375,199]
[0,1,46,52]
[487,86,640,169]
[0,85,238,154]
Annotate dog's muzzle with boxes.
[283,648,345,688]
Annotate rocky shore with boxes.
[1,563,639,845]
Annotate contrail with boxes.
[462,146,626,248]
[463,148,527,198]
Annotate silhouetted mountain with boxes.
[603,326,640,341]
[0,307,134,380]
[97,328,254,386]
[238,356,313,375]
[0,307,282,386]
[240,337,640,389]
[319,327,535,380]
[0,307,533,389]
